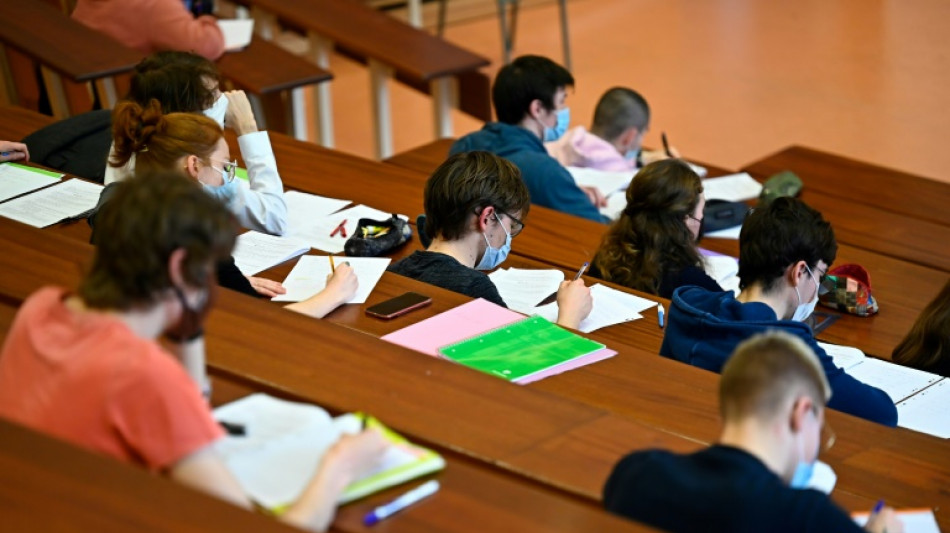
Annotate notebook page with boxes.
[0,178,102,228]
[271,255,391,304]
[533,284,650,334]
[284,190,352,238]
[568,166,634,198]
[232,231,309,276]
[896,379,950,438]
[489,268,564,314]
[0,163,62,202]
[846,358,942,403]
[701,173,763,202]
[817,342,867,371]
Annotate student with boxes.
[546,86,674,172]
[590,159,720,298]
[0,140,29,162]
[0,173,386,532]
[106,51,288,237]
[107,100,354,315]
[660,197,898,426]
[604,331,903,533]
[449,55,609,223]
[72,0,226,60]
[892,279,950,377]
[389,151,593,329]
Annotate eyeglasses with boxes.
[209,157,237,183]
[501,211,525,237]
[806,264,832,296]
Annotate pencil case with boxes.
[344,215,411,257]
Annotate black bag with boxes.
[702,200,749,234]
[344,215,412,257]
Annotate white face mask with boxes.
[203,93,228,128]
[791,264,820,322]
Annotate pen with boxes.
[658,303,665,329]
[537,262,589,307]
[870,499,885,516]
[661,132,673,158]
[219,420,246,436]
[364,480,439,526]
[330,219,347,237]
[0,152,9,157]
[329,254,336,273]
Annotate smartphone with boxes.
[365,292,432,319]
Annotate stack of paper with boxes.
[271,255,391,304]
[0,178,102,228]
[232,231,309,276]
[292,204,408,254]
[701,173,763,202]
[534,284,655,333]
[213,394,445,511]
[0,163,62,202]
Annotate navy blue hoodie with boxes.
[660,286,898,426]
[450,123,609,223]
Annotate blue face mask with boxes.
[543,107,570,142]
[474,213,512,271]
[202,176,239,204]
[624,148,641,161]
[789,460,815,489]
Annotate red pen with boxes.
[330,219,347,237]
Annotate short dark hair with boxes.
[590,87,650,141]
[79,172,236,310]
[738,197,837,291]
[423,151,529,241]
[127,51,221,113]
[492,55,574,124]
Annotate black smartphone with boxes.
[365,292,432,319]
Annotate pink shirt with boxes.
[72,0,225,60]
[0,287,223,471]
[545,126,637,172]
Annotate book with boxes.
[438,316,607,383]
[213,393,445,512]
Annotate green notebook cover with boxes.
[438,316,604,382]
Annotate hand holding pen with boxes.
[0,141,29,163]
[863,500,904,533]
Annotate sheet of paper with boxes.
[489,268,565,314]
[601,190,628,221]
[0,163,62,202]
[704,224,743,239]
[686,162,708,178]
[270,255,391,304]
[817,342,866,371]
[847,358,942,403]
[803,460,836,494]
[232,231,309,276]
[382,298,525,357]
[701,172,763,202]
[703,255,739,283]
[897,379,950,438]
[0,178,102,228]
[299,204,408,254]
[567,166,634,198]
[853,509,940,533]
[534,283,652,333]
[217,19,255,51]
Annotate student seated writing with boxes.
[105,100,354,316]
[0,173,386,532]
[106,51,288,237]
[605,331,903,533]
[660,197,898,426]
[449,55,609,222]
[546,86,675,172]
[893,278,950,378]
[389,151,593,329]
[590,159,720,298]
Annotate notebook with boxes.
[213,393,444,512]
[438,316,607,383]
[0,162,62,202]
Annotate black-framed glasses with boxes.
[808,265,832,296]
[502,212,525,237]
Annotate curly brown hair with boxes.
[592,159,703,294]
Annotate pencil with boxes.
[329,254,336,273]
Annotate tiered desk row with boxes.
[0,103,948,532]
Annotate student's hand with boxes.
[580,185,608,208]
[323,428,388,483]
[223,90,259,136]
[864,507,904,533]
[247,276,286,298]
[640,147,681,165]
[0,141,29,162]
[555,279,593,329]
[324,262,359,306]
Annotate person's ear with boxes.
[788,395,812,434]
[619,126,641,149]
[528,99,547,121]
[183,155,202,180]
[787,260,808,289]
[475,205,496,233]
[167,247,189,289]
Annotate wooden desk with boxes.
[0,0,140,116]
[1,220,945,531]
[235,0,489,156]
[743,145,950,227]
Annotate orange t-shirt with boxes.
[0,287,223,471]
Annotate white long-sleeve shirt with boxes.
[103,131,288,236]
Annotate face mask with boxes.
[624,148,641,162]
[789,408,821,489]
[203,93,228,128]
[542,107,570,142]
[165,284,215,342]
[202,176,239,204]
[791,264,820,322]
[474,213,512,271]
